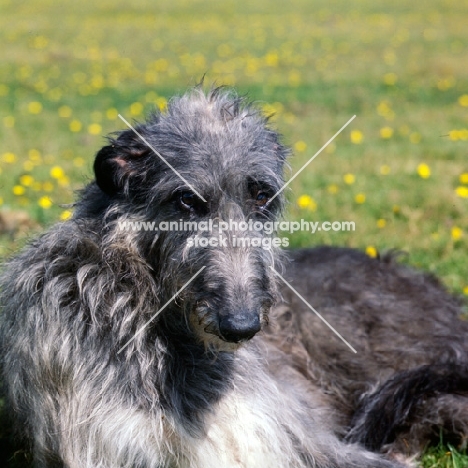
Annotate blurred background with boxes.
[1,0,467,286]
[0,1,467,465]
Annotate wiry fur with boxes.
[0,88,467,468]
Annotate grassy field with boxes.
[0,0,467,466]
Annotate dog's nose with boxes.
[219,312,261,343]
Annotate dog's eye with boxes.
[179,191,196,210]
[255,192,270,208]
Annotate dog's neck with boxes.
[157,315,236,434]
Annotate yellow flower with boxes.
[294,141,307,152]
[265,51,279,67]
[28,149,41,161]
[463,286,468,296]
[392,205,400,214]
[50,166,65,179]
[327,184,338,194]
[88,123,102,135]
[380,127,394,139]
[350,130,363,144]
[19,175,34,187]
[58,176,70,187]
[42,181,54,192]
[106,108,118,120]
[73,157,85,167]
[410,132,421,144]
[28,101,43,114]
[380,165,391,175]
[377,219,386,228]
[365,246,378,258]
[2,152,16,163]
[13,185,26,196]
[69,120,82,132]
[156,97,167,112]
[417,163,431,179]
[60,210,72,220]
[383,73,397,86]
[458,95,468,107]
[130,102,144,117]
[58,105,72,118]
[451,226,463,241]
[297,195,317,211]
[460,173,468,185]
[455,186,468,198]
[355,193,366,204]
[0,197,3,205]
[343,173,355,185]
[38,196,52,209]
[23,161,34,171]
[3,116,14,127]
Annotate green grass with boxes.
[0,0,467,466]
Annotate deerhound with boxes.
[1,88,467,468]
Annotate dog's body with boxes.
[1,88,467,467]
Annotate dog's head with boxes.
[90,87,289,350]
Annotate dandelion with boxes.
[460,173,468,185]
[60,210,72,220]
[350,130,363,144]
[58,176,70,187]
[297,195,317,211]
[383,73,397,86]
[69,120,82,132]
[3,116,14,128]
[28,149,41,161]
[365,246,378,258]
[0,197,3,205]
[451,226,463,241]
[42,181,54,192]
[156,97,167,112]
[58,106,72,118]
[417,163,431,179]
[343,173,355,184]
[265,51,279,67]
[393,205,400,214]
[73,157,85,167]
[455,186,468,198]
[463,286,468,296]
[13,185,26,196]
[355,193,366,204]
[106,108,118,120]
[410,132,422,144]
[458,95,468,107]
[294,141,307,152]
[377,219,386,228]
[38,196,52,209]
[50,166,65,179]
[130,102,144,117]
[28,101,43,114]
[327,184,338,194]
[88,123,102,135]
[2,152,16,163]
[380,127,394,139]
[19,175,34,187]
[380,165,391,175]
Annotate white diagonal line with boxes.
[117,266,206,354]
[118,114,207,203]
[270,266,357,353]
[269,115,356,204]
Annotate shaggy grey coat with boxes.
[0,88,467,468]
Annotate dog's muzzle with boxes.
[218,311,261,343]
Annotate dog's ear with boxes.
[94,133,151,196]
